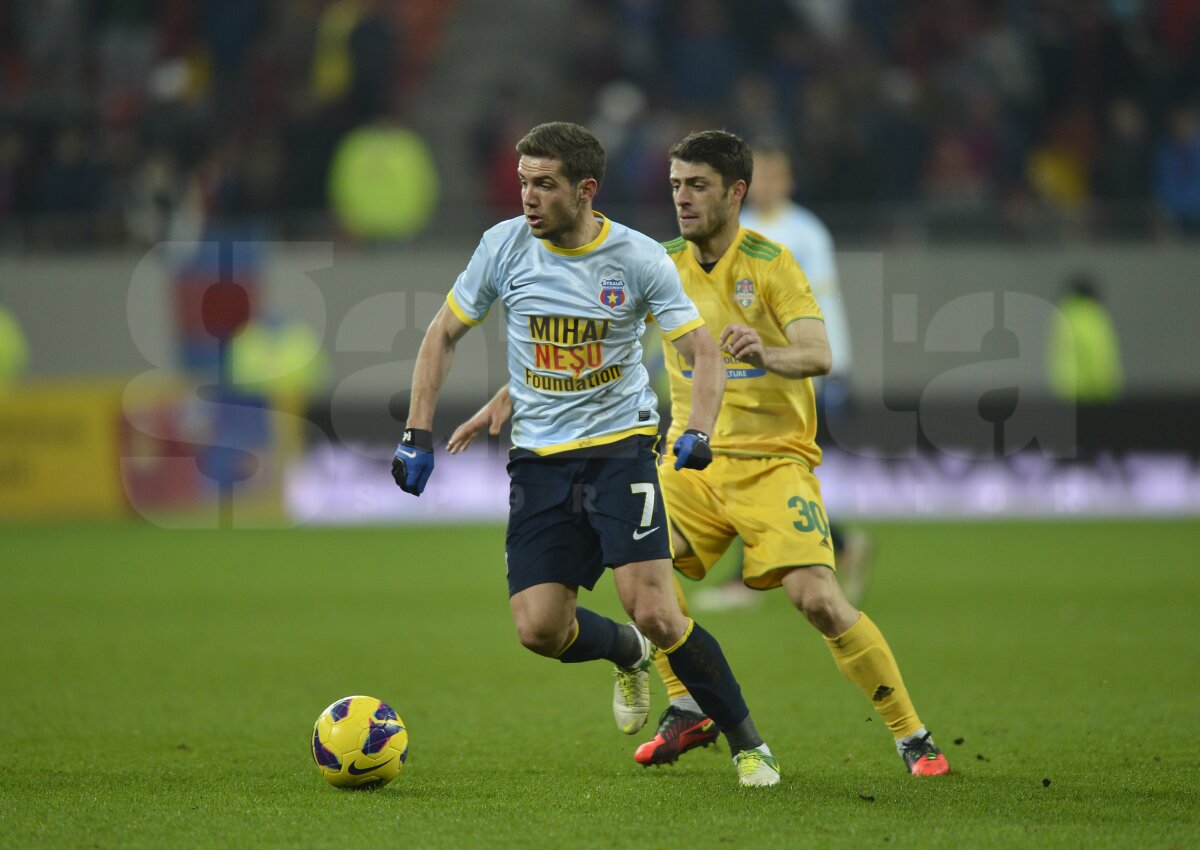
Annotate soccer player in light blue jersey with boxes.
[392,122,779,786]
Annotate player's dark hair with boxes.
[516,122,606,188]
[669,130,753,193]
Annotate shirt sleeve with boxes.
[766,250,825,329]
[641,254,704,341]
[446,236,500,326]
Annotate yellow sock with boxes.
[825,612,922,739]
[654,575,692,701]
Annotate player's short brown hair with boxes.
[516,122,606,188]
[669,130,753,192]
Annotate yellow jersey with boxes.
[661,228,824,469]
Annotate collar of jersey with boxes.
[688,226,744,275]
[541,213,611,257]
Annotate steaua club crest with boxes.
[734,278,756,308]
[599,275,626,309]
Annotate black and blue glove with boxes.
[672,429,712,471]
[392,428,435,496]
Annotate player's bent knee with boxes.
[512,610,573,657]
[514,622,570,657]
[797,592,840,632]
[783,566,855,633]
[631,606,685,649]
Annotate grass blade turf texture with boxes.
[0,521,1196,849]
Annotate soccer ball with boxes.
[311,695,409,788]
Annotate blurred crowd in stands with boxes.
[0,0,450,247]
[485,0,1200,241]
[2,0,1200,247]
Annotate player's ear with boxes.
[577,177,599,204]
[730,179,748,207]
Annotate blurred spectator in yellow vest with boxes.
[1048,274,1123,403]
[229,312,328,413]
[0,301,30,389]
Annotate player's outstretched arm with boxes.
[719,318,831,379]
[671,327,725,434]
[393,304,473,496]
[669,328,725,470]
[406,303,473,429]
[447,385,512,454]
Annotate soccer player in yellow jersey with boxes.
[448,129,949,778]
[635,129,948,776]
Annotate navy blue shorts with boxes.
[504,435,673,596]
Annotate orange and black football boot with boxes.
[634,705,720,766]
[899,731,951,776]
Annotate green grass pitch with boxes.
[1,520,1197,849]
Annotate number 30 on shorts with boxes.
[788,496,829,535]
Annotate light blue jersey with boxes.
[447,213,705,454]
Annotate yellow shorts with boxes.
[661,454,835,590]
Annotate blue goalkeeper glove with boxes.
[392,428,435,496]
[672,429,712,471]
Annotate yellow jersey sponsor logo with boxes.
[680,352,766,380]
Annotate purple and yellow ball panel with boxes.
[312,695,409,789]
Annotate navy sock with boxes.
[663,621,750,732]
[558,607,634,665]
[723,714,763,756]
